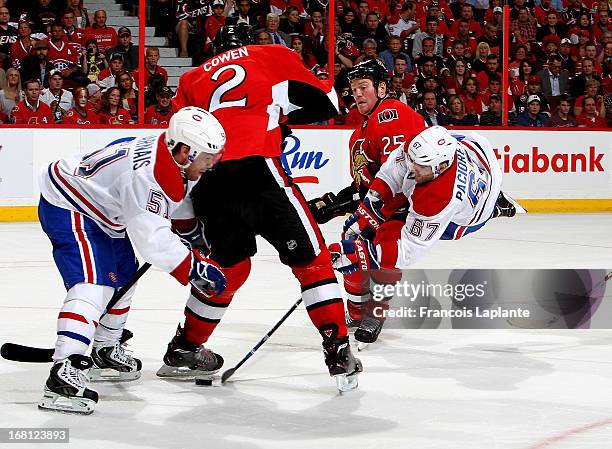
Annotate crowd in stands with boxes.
[0,0,140,124]
[504,0,611,127]
[2,0,610,127]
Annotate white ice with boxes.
[1,214,612,449]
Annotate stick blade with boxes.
[1,343,54,363]
[221,367,236,384]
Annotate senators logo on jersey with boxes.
[377,109,399,124]
[350,138,374,189]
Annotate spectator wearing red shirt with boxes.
[574,79,605,117]
[576,96,607,127]
[61,8,86,50]
[592,10,610,45]
[134,46,168,107]
[85,10,118,53]
[447,20,478,57]
[97,86,131,124]
[511,7,537,44]
[367,0,391,21]
[8,20,33,70]
[533,0,559,26]
[475,54,500,94]
[10,78,53,124]
[449,4,483,38]
[291,35,318,70]
[443,57,469,95]
[390,54,415,89]
[86,82,102,112]
[145,85,175,125]
[62,85,100,124]
[47,23,82,82]
[204,0,226,53]
[418,4,450,37]
[460,77,484,114]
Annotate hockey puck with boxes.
[195,378,213,386]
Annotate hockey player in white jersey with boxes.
[330,126,512,273]
[37,107,227,415]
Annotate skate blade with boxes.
[505,193,527,214]
[88,367,141,383]
[335,373,359,393]
[38,391,95,415]
[356,341,370,352]
[156,364,219,380]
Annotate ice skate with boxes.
[89,340,142,382]
[354,315,385,344]
[493,191,526,218]
[156,325,223,381]
[320,324,362,393]
[38,354,98,415]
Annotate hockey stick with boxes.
[0,262,152,363]
[220,297,303,384]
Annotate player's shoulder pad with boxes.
[410,161,458,218]
[153,133,184,203]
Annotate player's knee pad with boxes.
[64,283,114,316]
[291,249,336,286]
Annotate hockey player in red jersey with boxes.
[308,59,425,344]
[163,24,362,392]
[36,108,227,414]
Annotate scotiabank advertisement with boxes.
[0,128,610,206]
[282,129,612,200]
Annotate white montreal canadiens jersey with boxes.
[39,134,191,273]
[376,132,502,268]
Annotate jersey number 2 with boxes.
[208,64,248,112]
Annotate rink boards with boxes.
[0,127,610,220]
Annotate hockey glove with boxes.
[329,239,380,274]
[308,186,361,224]
[342,195,385,240]
[177,220,210,254]
[189,250,226,297]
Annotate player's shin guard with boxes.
[183,258,251,345]
[292,250,347,339]
[53,283,111,361]
[94,285,135,343]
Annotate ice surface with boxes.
[1,215,611,449]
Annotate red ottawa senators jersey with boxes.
[173,45,339,162]
[145,105,174,125]
[47,40,80,70]
[349,97,425,194]
[11,100,54,124]
[98,108,131,125]
[62,108,100,124]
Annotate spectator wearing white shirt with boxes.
[40,69,74,122]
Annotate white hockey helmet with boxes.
[166,106,226,162]
[406,126,458,179]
